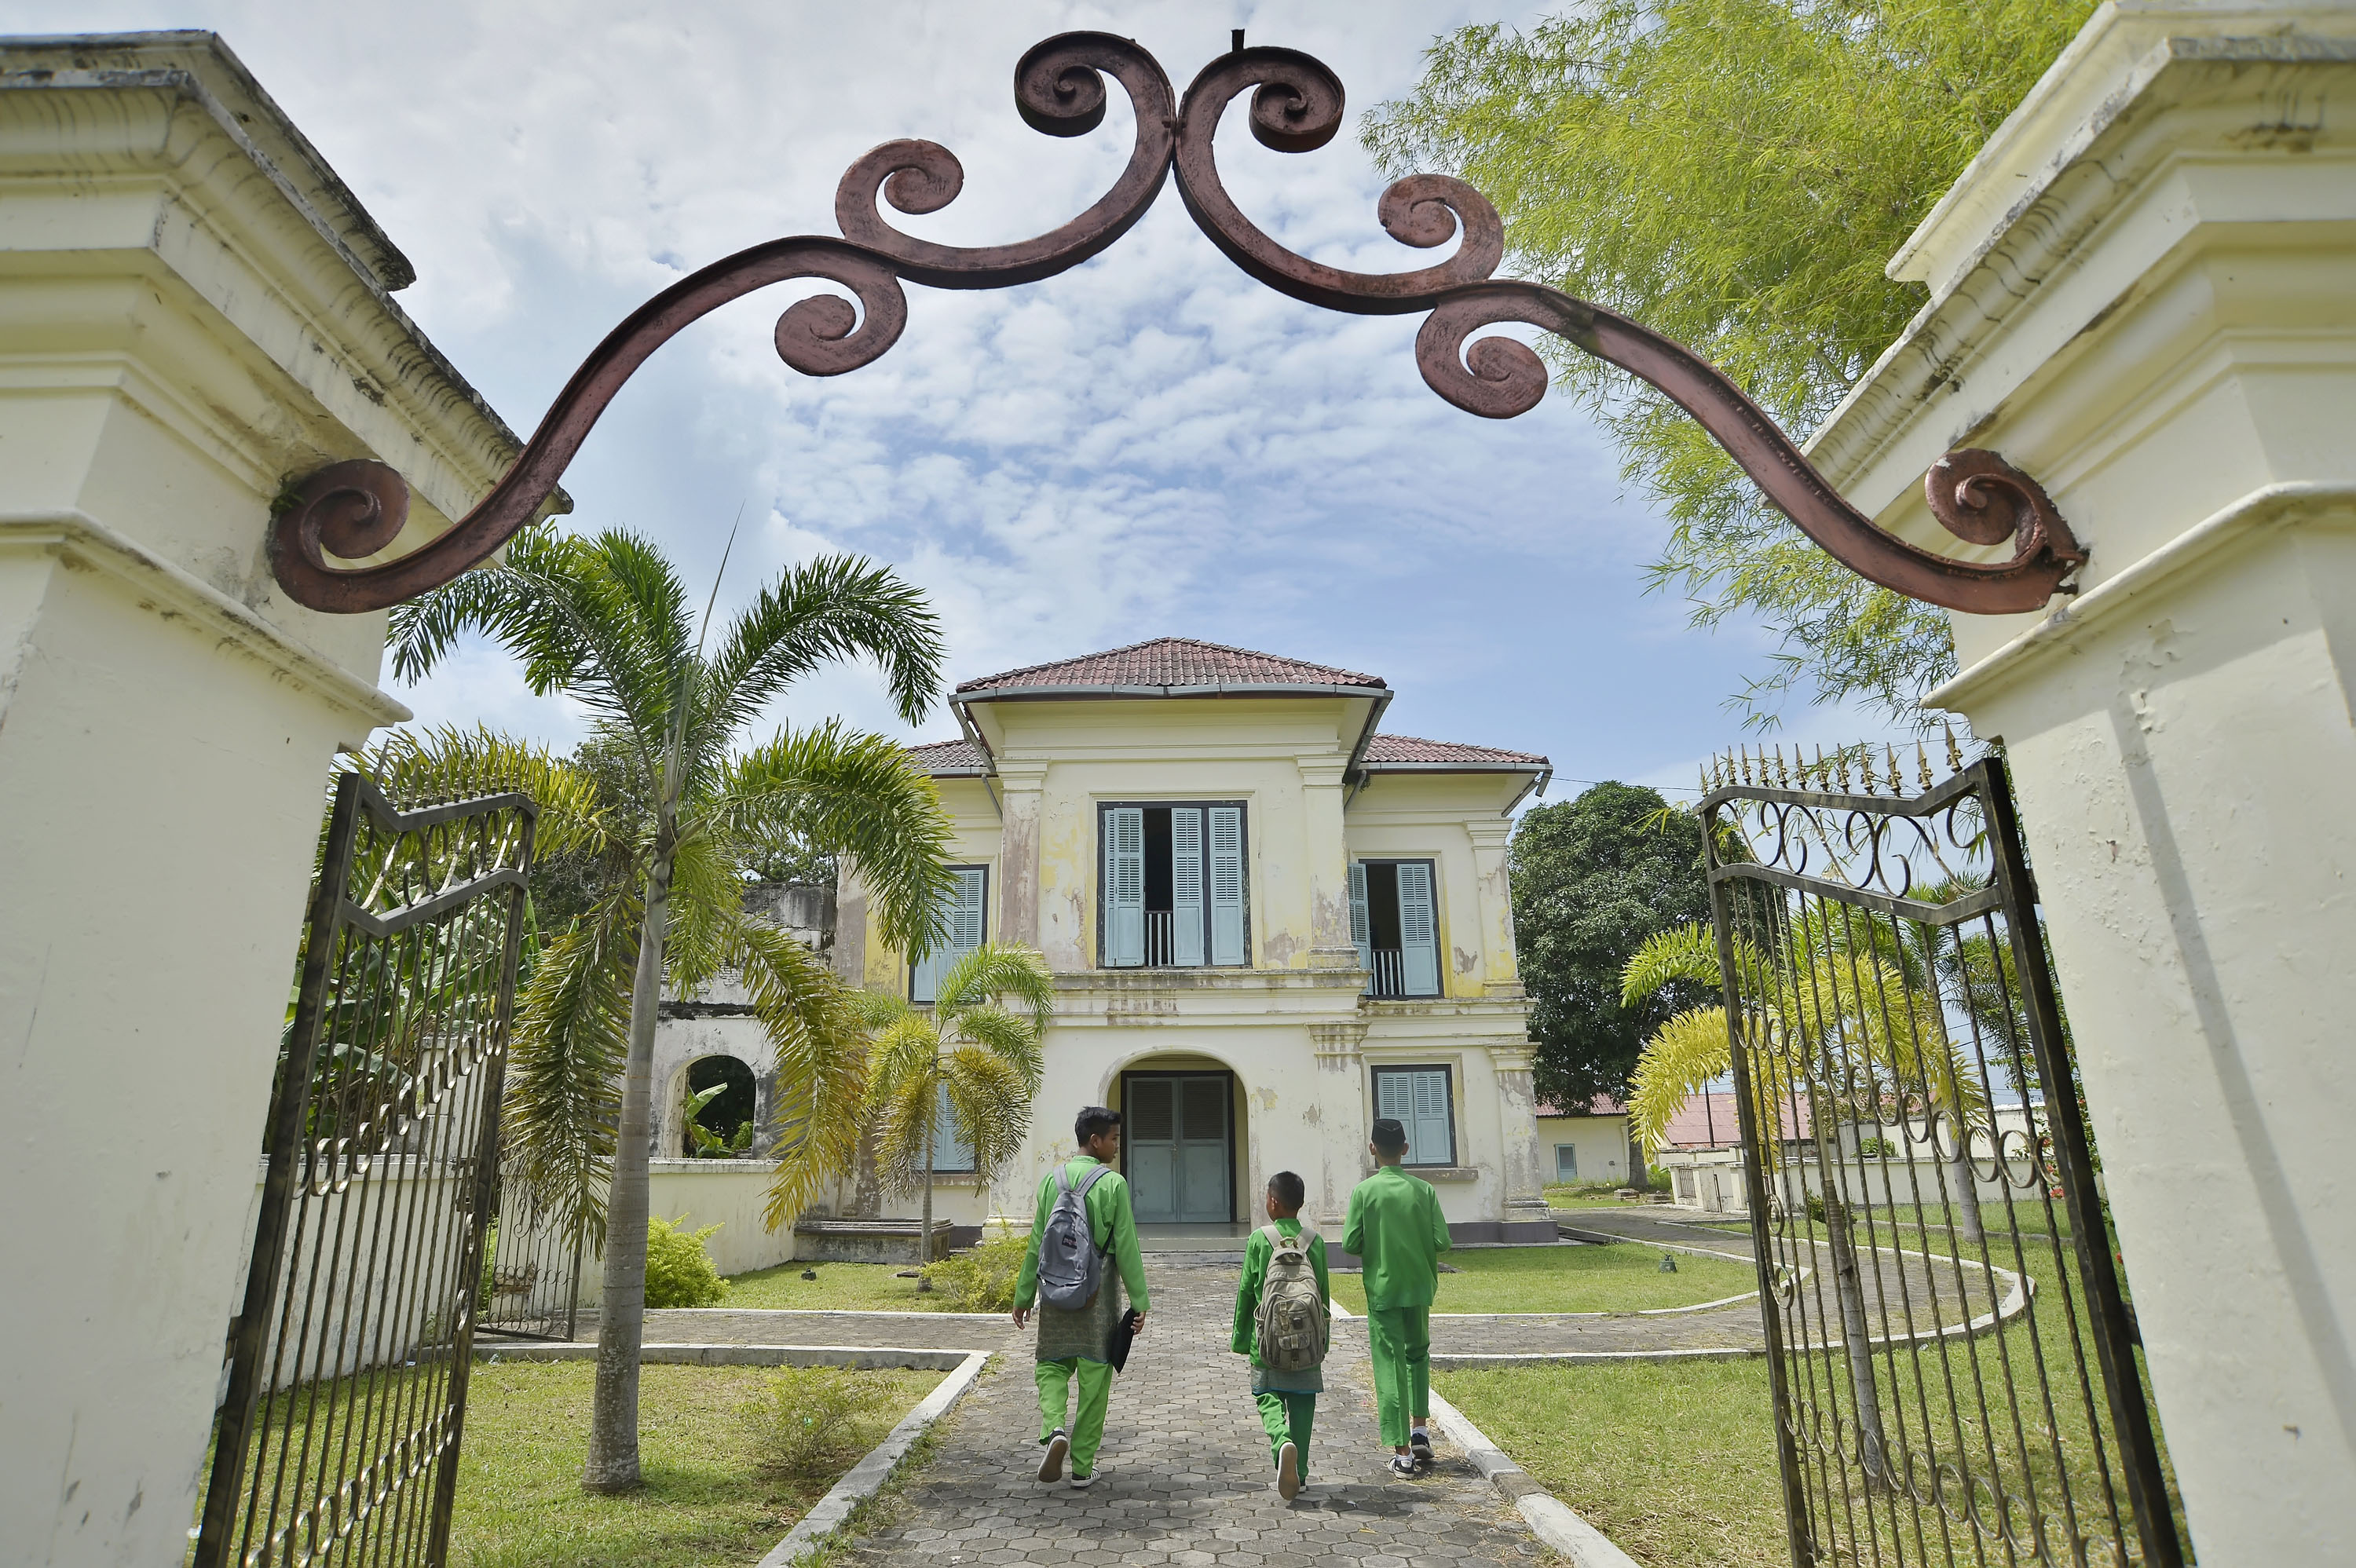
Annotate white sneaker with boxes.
[1037,1430,1067,1483]
[1410,1427,1434,1467]
[1388,1453,1418,1478]
[1277,1440,1301,1500]
[1069,1467,1099,1490]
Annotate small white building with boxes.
[1534,1095,1630,1190]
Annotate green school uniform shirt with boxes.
[1341,1164,1452,1310]
[1230,1218,1332,1391]
[1014,1155,1151,1318]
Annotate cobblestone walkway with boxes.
[833,1263,1551,1566]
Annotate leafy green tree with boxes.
[854,944,1054,1269]
[1365,0,2094,726]
[383,530,956,1493]
[1509,784,1711,1143]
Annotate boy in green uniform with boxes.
[1012,1106,1150,1489]
[1342,1116,1451,1475]
[1230,1170,1330,1500]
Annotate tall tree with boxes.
[1509,783,1710,1135]
[384,530,956,1493]
[1364,1,2094,727]
[854,943,1054,1270]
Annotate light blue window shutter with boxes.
[1105,807,1144,967]
[949,867,987,958]
[1171,807,1205,967]
[1411,1068,1454,1165]
[932,1080,975,1172]
[912,868,986,1003]
[1397,861,1439,996]
[1348,861,1371,970]
[1375,1070,1413,1131]
[1209,806,1246,965]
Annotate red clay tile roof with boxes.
[1363,734,1548,768]
[1660,1091,1812,1150]
[1537,1095,1626,1119]
[955,637,1385,695]
[905,737,986,774]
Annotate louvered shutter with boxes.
[1348,861,1370,970]
[1375,1069,1412,1125]
[911,867,986,1003]
[1410,1069,1454,1165]
[1208,805,1245,965]
[932,1080,975,1172]
[1171,806,1205,967]
[1105,807,1144,967]
[1396,861,1439,996]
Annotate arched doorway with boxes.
[1110,1054,1246,1228]
[679,1054,757,1157]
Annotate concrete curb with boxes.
[1425,1388,1644,1568]
[474,1342,975,1371]
[757,1349,991,1567]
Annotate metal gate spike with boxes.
[1944,721,1965,771]
[1886,744,1903,795]
[1835,747,1853,791]
[1917,741,1933,790]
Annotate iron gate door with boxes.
[1700,747,2182,1568]
[195,773,535,1568]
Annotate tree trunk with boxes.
[1626,1133,1649,1193]
[1822,1186,1891,1489]
[920,1120,935,1274]
[583,838,673,1493]
[1944,1114,1986,1249]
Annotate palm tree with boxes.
[854,944,1054,1270]
[384,528,957,1493]
[1620,912,1986,1489]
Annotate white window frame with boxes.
[1554,1142,1578,1182]
[1351,857,1443,999]
[1096,800,1250,969]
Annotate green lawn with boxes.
[450,1361,941,1568]
[1331,1243,1757,1314]
[1545,1181,1638,1210]
[721,1260,979,1311]
[1437,1226,2190,1567]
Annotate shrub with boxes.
[643,1215,726,1308]
[919,1224,1027,1312]
[1857,1136,1896,1160]
[760,1365,888,1476]
[1648,1168,1673,1194]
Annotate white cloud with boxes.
[22,0,1925,778]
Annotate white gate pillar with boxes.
[1805,7,2356,1562]
[0,37,543,1566]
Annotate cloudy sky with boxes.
[31,0,1915,801]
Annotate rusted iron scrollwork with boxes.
[273,32,2087,616]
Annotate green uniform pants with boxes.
[1035,1357,1115,1474]
[1254,1390,1315,1480]
[1364,1306,1431,1446]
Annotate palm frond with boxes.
[357,724,609,861]
[1627,1005,1733,1154]
[934,942,1054,1045]
[658,831,743,1000]
[1621,922,1727,1007]
[719,721,955,957]
[734,922,866,1230]
[938,1044,1030,1194]
[704,554,944,731]
[942,1003,1044,1098]
[503,890,637,1245]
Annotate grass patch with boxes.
[1330,1244,1756,1314]
[721,1260,979,1311]
[1437,1226,2190,1567]
[1545,1181,1639,1210]
[450,1361,940,1568]
[1440,1356,1787,1568]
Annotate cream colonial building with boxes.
[825,637,1556,1244]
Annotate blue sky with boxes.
[26,0,1917,803]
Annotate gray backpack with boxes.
[1037,1164,1114,1311]
[1253,1225,1328,1372]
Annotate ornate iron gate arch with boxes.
[270,31,2085,620]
